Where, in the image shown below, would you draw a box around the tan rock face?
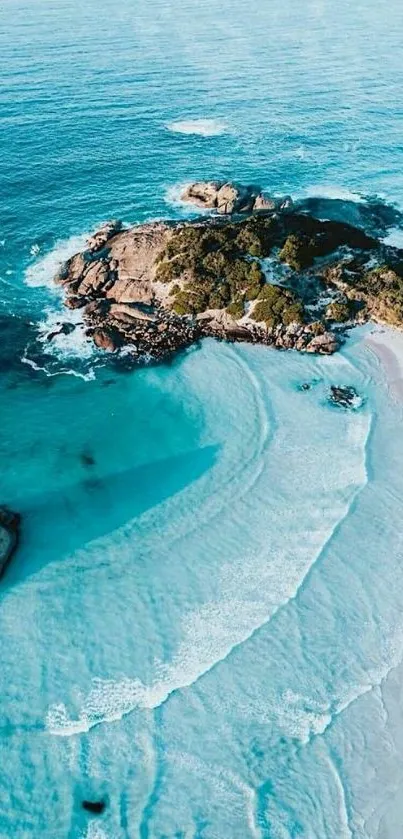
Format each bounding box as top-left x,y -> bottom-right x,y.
87,220 -> 122,253
77,262 -> 109,296
215,183 -> 242,214
253,194 -> 277,212
305,332 -> 339,354
180,181 -> 294,216
92,328 -> 121,351
59,253 -> 86,284
181,181 -> 222,208
106,277 -> 154,305
109,303 -> 156,322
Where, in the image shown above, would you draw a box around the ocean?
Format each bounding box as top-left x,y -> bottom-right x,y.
1,0 -> 403,836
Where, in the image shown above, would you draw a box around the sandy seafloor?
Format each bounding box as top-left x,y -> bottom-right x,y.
2,0 -> 403,835
2,316 -> 403,838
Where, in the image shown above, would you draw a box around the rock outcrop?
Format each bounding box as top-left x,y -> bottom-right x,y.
82,801 -> 106,815
329,385 -> 362,409
181,181 -> 293,215
51,185 -> 403,364
0,506 -> 20,578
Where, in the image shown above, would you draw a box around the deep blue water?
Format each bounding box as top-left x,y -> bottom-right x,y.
2,1 -> 403,836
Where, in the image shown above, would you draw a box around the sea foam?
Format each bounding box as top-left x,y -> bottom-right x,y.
166,118 -> 228,136
24,233 -> 89,289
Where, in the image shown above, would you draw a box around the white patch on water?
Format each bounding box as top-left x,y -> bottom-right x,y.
37,306 -> 96,360
166,118 -> 228,136
382,227 -> 403,247
81,824 -> 109,839
296,185 -> 365,203
24,232 -> 89,288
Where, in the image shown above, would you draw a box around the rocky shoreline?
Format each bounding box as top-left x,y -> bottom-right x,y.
52,182 -> 403,363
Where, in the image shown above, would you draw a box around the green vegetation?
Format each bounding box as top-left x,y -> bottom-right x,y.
326,301 -> 351,322
251,284 -> 305,328
351,265 -> 403,326
226,298 -> 245,319
154,220 -> 279,315
279,234 -> 316,272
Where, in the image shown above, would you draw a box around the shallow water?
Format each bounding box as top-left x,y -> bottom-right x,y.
2,0 -> 403,836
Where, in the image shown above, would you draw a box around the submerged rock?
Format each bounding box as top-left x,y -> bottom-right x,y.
82,800 -> 106,815
0,506 -> 20,578
329,385 -> 362,409
45,322 -> 76,341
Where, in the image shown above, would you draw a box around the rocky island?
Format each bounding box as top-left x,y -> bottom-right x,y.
53,181 -> 403,362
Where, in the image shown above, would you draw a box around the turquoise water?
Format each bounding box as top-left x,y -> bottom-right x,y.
2,0 -> 403,836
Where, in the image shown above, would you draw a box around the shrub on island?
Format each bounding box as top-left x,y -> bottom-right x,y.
251,284 -> 305,328
226,298 -> 245,319
326,301 -> 352,322
158,222 -> 269,316
278,234 -> 315,272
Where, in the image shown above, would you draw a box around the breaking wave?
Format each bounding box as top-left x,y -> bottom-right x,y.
166,118 -> 228,136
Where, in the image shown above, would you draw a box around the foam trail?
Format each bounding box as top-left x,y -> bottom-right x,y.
166,118 -> 228,136
21,352 -> 95,381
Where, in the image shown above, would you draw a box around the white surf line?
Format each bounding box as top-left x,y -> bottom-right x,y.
325,752 -> 353,839
47,473 -> 371,735
46,481 -> 369,739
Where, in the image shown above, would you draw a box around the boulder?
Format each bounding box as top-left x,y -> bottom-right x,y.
56,253 -> 86,286
93,328 -> 122,352
109,303 -> 157,322
77,262 -> 109,296
0,507 -> 20,578
181,182 -> 294,215
216,183 -> 256,214
46,322 -> 76,341
65,296 -> 86,309
87,221 -> 122,253
181,181 -> 222,209
253,194 -> 277,212
305,331 -> 339,354
106,277 -> 154,305
278,195 -> 294,212
329,385 -> 361,408
82,800 -> 106,815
